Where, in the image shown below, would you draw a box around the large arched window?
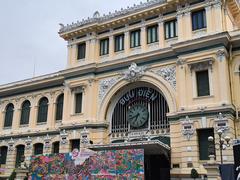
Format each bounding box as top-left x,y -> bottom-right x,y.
55,94 -> 64,121
0,146 -> 8,164
34,143 -> 43,155
37,97 -> 48,123
15,145 -> 25,167
20,100 -> 31,125
111,87 -> 169,133
4,103 -> 14,127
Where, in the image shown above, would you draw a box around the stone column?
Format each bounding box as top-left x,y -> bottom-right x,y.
12,102 -> 21,130
177,10 -> 184,42
124,28 -> 130,56
158,15 -> 165,48
216,50 -> 231,105
6,144 -> 16,176
140,22 -> 147,51
213,1 -> 223,32
15,168 -> 29,180
66,45 -> 74,68
205,4 -> 213,34
47,94 -> 55,129
109,31 -> 114,58
184,9 -> 192,40
62,85 -> 70,123
176,58 -> 187,108
0,109 -> 5,130
85,35 -> 91,61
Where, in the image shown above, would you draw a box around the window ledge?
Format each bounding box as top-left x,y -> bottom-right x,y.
114,50 -> 124,55
165,37 -> 178,46
71,113 -> 83,117
19,124 -> 29,128
37,122 -> 47,125
77,58 -> 85,62
193,95 -> 214,100
3,127 -> 11,130
192,28 -> 207,38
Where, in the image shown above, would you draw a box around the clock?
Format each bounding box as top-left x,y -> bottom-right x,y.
127,104 -> 149,128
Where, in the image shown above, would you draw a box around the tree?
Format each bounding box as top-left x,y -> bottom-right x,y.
191,168 -> 199,179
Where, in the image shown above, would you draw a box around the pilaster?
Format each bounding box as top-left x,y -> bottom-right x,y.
158,16 -> 165,48
124,27 -> 130,56
177,8 -> 184,42
205,4 -> 213,34
141,21 -> 147,51
184,9 -> 192,40
212,0 -> 223,32
216,50 -> 231,105
109,32 -> 114,58
12,108 -> 20,130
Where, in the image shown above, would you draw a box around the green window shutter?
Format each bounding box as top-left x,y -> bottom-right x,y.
52,141 -> 60,154
37,97 -> 48,123
0,146 -> 8,164
4,104 -> 14,127
77,43 -> 86,59
197,128 -> 215,160
15,145 -> 25,167
34,143 -> 43,155
71,139 -> 80,151
196,70 -> 210,97
75,92 -> 83,113
20,101 -> 31,125
56,94 -> 64,120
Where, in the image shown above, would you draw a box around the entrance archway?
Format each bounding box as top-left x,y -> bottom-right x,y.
99,81 -> 172,180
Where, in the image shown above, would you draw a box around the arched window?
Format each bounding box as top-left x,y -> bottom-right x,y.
37,97 -> 48,123
4,103 -> 14,127
55,94 -> 64,121
34,143 -> 43,155
0,146 -> 8,164
15,145 -> 25,167
20,100 -> 31,125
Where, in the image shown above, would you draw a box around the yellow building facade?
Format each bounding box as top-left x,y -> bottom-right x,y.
0,0 -> 240,179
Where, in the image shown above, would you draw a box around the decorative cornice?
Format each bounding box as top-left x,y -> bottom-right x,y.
59,0 -> 166,34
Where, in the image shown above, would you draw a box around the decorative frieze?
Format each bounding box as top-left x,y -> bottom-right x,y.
214,113 -> 229,132
152,66 -> 176,90
188,59 -> 214,74
8,138 -> 15,151
25,136 -> 32,150
216,50 -> 226,61
181,116 -> 195,140
60,129 -> 68,144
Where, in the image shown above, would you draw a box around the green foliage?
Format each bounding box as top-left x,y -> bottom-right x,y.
191,168 -> 199,179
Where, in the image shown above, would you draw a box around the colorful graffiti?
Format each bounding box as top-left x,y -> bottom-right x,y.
30,149 -> 144,180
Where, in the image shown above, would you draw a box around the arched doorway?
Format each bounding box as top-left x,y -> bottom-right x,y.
107,83 -> 171,180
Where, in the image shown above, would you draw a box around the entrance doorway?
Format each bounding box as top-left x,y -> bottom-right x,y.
145,154 -> 170,180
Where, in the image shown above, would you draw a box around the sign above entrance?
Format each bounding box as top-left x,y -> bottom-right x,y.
119,87 -> 158,105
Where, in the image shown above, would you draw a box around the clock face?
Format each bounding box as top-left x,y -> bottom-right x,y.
127,104 -> 149,128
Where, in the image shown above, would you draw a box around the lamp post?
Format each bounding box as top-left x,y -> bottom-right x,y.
208,129 -> 231,164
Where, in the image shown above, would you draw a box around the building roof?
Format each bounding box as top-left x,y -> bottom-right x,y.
58,0 -> 166,34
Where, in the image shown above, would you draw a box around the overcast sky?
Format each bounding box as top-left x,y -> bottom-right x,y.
0,0 -> 143,85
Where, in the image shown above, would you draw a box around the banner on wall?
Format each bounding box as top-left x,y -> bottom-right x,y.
29,148 -> 144,180
234,139 -> 240,180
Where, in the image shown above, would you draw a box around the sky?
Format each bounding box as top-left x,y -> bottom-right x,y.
0,0 -> 142,85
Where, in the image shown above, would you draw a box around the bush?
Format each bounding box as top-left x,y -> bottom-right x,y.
9,169 -> 16,180
191,168 -> 199,179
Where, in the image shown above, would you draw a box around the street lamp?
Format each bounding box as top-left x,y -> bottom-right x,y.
208,129 -> 231,164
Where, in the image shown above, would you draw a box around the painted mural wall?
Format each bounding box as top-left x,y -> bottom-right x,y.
29,149 -> 144,180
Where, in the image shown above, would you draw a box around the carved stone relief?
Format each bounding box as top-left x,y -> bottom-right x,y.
152,66 -> 176,90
